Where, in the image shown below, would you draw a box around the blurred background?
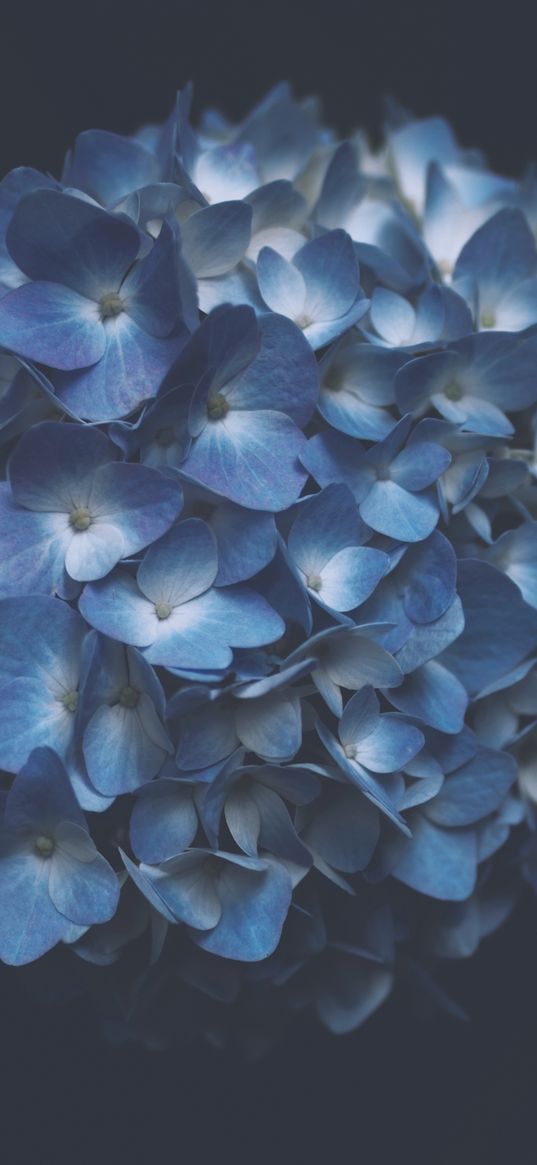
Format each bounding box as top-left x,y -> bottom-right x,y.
3,0 -> 537,178
2,1 -> 537,1161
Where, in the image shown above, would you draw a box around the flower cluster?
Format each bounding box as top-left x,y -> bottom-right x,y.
0,84 -> 536,1049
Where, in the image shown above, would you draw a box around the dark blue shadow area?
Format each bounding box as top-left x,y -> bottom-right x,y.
1,0 -> 536,178
1,893 -> 536,1165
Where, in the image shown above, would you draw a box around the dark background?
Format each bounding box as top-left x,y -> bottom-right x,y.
2,1 -> 537,1161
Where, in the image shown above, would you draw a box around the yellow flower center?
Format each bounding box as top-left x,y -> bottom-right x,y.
99,292 -> 125,321
69,508 -> 92,531
35,835 -> 55,858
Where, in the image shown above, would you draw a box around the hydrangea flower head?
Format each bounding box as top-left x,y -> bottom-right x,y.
0,85 -> 535,1048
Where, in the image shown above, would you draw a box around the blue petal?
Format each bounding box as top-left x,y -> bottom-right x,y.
486,522 -> 537,608
389,116 -> 459,211
79,572 -> 161,649
130,780 -> 199,863
210,502 -> 277,586
392,813 -> 477,900
318,342 -> 402,441
163,304 -> 260,399
316,718 -> 410,832
389,442 -> 451,492
223,310 -> 319,427
399,531 -> 457,623
300,430 -> 367,498
453,208 -> 537,300
426,747 -> 517,826
339,686 -> 380,746
9,419 -> 114,509
359,480 -> 440,541
385,660 -> 468,733
121,220 -> 182,337
83,695 -> 171,795
51,315 -> 188,421
317,957 -> 393,1035
254,763 -> 321,804
235,83 -> 318,181
142,585 -> 284,670
141,851 -> 222,929
0,491 -> 71,597
235,690 -> 302,761
0,281 -> 105,369
294,230 -> 361,321
454,332 -> 537,412
0,678 -> 77,771
6,747 -> 86,831
64,460 -> 183,581
223,787 -> 261,856
256,538 -> 313,635
301,785 -> 379,873
315,546 -> 389,612
48,824 -> 119,925
175,704 -> 238,770
194,142 -> 259,201
181,202 -> 252,278
137,519 -> 217,606
6,188 -> 141,298
442,560 -> 537,695
257,246 -> 307,317
0,842 -> 67,965
253,784 -> 312,865
246,179 -> 307,235
182,408 -> 308,511
395,350 -> 461,415
355,715 -> 425,773
302,297 -> 369,351
370,287 -> 416,345
395,596 -> 465,673
109,385 -> 191,470
120,850 -> 178,923
62,128 -> 161,207
287,626 -> 403,709
191,854 -> 293,962
0,593 -> 86,686
287,483 -> 367,575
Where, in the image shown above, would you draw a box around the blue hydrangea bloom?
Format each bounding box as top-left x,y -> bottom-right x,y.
0,190 -> 189,420
301,415 -> 451,541
161,303 -> 319,511
0,87 -> 535,1047
79,518 -> 285,669
317,337 -> 404,440
255,229 -> 369,349
286,484 -> 389,613
0,420 -> 183,596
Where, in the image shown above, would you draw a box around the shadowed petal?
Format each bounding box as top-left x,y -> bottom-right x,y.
191,855 -> 293,961
393,814 -> 477,900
